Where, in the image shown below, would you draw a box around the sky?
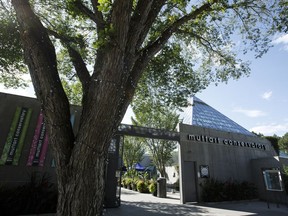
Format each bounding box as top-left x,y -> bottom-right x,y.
197,33 -> 288,137
1,34 -> 287,137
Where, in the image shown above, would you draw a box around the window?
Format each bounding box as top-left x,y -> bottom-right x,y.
263,169 -> 283,191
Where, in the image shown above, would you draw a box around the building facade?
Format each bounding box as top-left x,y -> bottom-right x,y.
179,97 -> 288,204
0,92 -> 122,207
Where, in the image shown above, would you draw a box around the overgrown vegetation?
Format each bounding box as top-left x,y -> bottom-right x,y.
282,165 -> 288,194
0,172 -> 57,216
200,178 -> 258,202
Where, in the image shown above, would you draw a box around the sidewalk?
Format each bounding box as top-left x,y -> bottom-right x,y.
104,188 -> 288,216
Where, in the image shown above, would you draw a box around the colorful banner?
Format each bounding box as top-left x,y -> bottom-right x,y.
28,113 -> 76,167
27,112 -> 49,166
0,107 -> 32,165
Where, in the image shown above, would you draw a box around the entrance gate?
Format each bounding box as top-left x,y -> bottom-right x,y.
106,124 -> 181,207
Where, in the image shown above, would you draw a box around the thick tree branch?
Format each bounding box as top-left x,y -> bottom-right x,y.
142,0 -> 217,59
126,0 -> 154,55
124,0 -> 166,79
66,47 -> 91,90
119,0 -> 220,120
111,0 -> 133,50
11,0 -> 74,166
74,0 -> 105,31
91,0 -> 105,28
135,0 -> 167,50
47,29 -> 91,93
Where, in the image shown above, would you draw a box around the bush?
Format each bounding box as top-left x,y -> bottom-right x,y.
125,178 -> 133,190
200,178 -> 257,202
131,179 -> 138,191
121,178 -> 127,188
0,172 -> 57,215
148,181 -> 157,196
136,180 -> 149,193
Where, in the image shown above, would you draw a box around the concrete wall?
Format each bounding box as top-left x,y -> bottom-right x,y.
179,123 -> 282,203
251,157 -> 287,204
0,92 -> 81,186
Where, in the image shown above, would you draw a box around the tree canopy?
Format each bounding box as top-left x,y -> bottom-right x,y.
1,0 -> 287,106
279,133 -> 288,153
123,136 -> 146,170
1,1 -> 287,215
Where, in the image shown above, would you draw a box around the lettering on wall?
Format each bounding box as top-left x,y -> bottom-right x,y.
187,134 -> 266,150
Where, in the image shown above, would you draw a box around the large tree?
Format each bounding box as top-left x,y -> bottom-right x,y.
1,0 -> 287,215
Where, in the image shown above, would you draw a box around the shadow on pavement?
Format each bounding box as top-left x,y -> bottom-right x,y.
105,188 -> 288,216
105,200 -> 209,216
196,201 -> 288,216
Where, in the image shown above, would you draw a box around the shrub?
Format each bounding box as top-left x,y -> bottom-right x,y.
148,181 -> 157,196
200,178 -> 257,202
125,178 -> 133,190
131,179 -> 138,191
0,171 -> 57,215
121,178 -> 127,188
200,178 -> 224,202
136,180 -> 149,193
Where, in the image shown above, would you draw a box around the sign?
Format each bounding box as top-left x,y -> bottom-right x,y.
0,107 -> 32,165
187,134 -> 266,150
200,165 -> 209,178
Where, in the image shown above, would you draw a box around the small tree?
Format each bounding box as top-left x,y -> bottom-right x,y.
132,99 -> 179,178
123,136 -> 146,170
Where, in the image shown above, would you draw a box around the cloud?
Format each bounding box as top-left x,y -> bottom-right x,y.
250,123 -> 288,136
272,34 -> 288,51
233,108 -> 267,118
261,91 -> 272,100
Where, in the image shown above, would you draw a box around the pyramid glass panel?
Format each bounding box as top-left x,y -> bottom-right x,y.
191,97 -> 255,136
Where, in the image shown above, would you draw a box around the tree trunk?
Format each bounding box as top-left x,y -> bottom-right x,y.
57,151 -> 107,216
11,1 -> 142,215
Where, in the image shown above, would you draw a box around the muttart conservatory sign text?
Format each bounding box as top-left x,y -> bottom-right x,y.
187,134 -> 266,150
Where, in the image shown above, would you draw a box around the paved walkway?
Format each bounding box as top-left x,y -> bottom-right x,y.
104,188 -> 288,216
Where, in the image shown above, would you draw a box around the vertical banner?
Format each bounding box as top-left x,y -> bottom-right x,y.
27,112 -> 49,166
28,113 -> 76,167
0,107 -> 32,165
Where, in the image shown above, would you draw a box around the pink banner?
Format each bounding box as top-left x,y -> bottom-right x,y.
27,112 -> 49,166
39,131 -> 49,167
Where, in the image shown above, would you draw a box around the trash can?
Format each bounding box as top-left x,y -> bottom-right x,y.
157,177 -> 166,198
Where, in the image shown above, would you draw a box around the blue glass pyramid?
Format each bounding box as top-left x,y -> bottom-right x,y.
191,97 -> 255,136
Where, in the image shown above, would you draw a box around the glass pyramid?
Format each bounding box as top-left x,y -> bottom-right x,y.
190,96 -> 255,136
